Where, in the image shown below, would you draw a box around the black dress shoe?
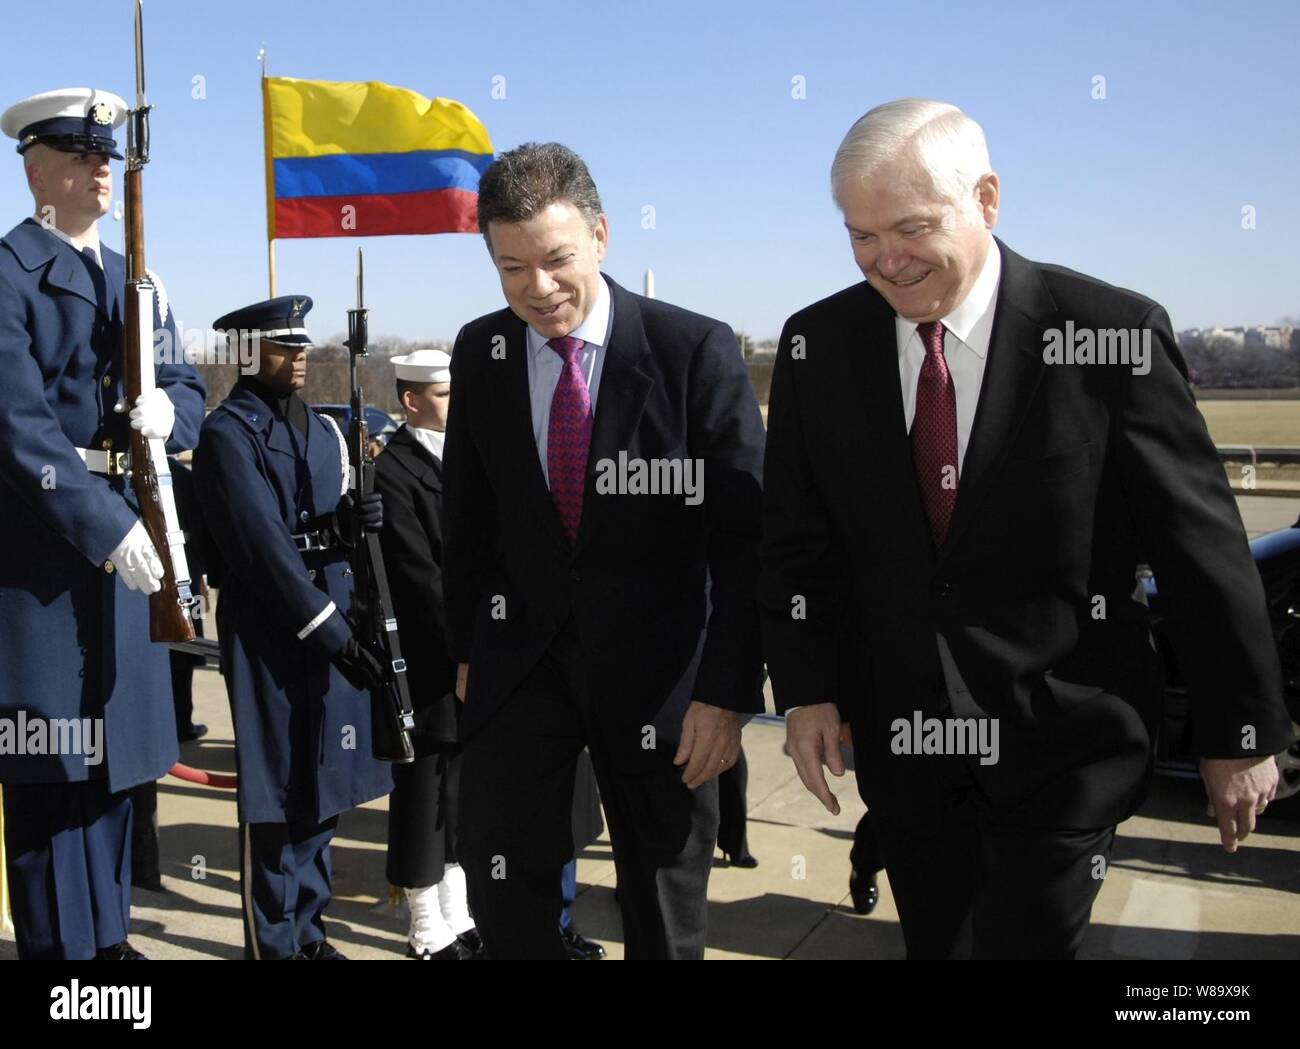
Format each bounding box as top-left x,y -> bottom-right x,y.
178,723 -> 209,742
408,939 -> 472,960
131,875 -> 166,892
300,939 -> 348,960
95,941 -> 147,960
560,926 -> 606,960
724,850 -> 759,868
456,927 -> 486,959
849,870 -> 879,916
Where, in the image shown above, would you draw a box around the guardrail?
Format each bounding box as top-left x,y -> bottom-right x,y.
1217,446 -> 1300,465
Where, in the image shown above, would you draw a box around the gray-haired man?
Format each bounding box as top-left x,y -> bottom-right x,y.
761,98 -> 1291,959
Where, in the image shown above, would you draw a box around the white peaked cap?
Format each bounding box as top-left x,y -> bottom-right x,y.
393,349 -> 452,384
2,88 -> 128,140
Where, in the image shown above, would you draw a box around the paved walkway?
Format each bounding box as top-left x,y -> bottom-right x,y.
2,495 -> 1296,960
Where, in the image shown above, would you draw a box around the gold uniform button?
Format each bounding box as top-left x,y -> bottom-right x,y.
103,560 -> 115,574
101,438 -> 113,450
102,375 -> 112,387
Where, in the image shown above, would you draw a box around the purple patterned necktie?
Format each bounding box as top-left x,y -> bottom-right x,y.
546,336 -> 592,545
911,320 -> 959,546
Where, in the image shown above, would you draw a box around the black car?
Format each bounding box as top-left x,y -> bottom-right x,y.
1146,514 -> 1300,816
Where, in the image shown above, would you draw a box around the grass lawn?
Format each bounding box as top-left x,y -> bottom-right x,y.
1197,401 -> 1300,448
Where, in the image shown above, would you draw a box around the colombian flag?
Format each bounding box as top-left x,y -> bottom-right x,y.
263,77 -> 494,240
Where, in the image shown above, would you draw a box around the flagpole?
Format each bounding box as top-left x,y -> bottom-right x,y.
259,47 -> 277,296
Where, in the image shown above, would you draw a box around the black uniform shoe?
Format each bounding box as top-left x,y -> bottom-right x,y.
95,941 -> 147,960
456,927 -> 486,959
849,870 -> 879,916
724,850 -> 759,868
561,927 -> 607,960
177,723 -> 209,742
300,939 -> 348,960
408,939 -> 473,960
131,874 -> 166,892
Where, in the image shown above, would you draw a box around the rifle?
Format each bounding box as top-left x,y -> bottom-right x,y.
345,248 -> 416,763
122,0 -> 197,643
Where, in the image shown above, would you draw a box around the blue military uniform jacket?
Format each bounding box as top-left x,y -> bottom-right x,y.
0,217 -> 206,792
192,381 -> 393,824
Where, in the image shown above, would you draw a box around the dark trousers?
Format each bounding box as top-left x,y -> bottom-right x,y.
850,810 -> 883,877
716,747 -> 750,859
459,627 -> 719,960
559,858 -> 577,931
170,649 -> 201,736
862,748 -> 1114,960
2,779 -> 133,960
387,747 -> 461,888
238,816 -> 338,960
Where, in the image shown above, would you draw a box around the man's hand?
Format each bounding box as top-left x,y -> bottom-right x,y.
331,637 -> 386,692
1201,755 -> 1279,853
455,662 -> 469,702
109,520 -> 164,594
786,703 -> 845,815
673,702 -> 742,789
119,387 -> 175,441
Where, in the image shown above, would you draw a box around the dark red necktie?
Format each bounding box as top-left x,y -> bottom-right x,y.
546,336 -> 592,545
911,320 -> 959,546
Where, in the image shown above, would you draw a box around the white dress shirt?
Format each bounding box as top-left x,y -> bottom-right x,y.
895,238 -> 1001,471
525,277 -> 613,488
40,218 -> 103,268
407,423 -> 445,463
788,239 -> 1002,718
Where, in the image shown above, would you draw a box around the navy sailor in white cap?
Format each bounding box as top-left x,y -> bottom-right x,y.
0,88 -> 206,960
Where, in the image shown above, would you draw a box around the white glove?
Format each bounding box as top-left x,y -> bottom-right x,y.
120,387 -> 175,440
110,520 -> 164,594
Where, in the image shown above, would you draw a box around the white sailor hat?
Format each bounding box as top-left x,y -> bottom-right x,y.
393,349 -> 452,384
1,88 -> 129,159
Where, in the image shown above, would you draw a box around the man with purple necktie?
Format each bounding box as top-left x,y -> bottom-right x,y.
443,142 -> 766,959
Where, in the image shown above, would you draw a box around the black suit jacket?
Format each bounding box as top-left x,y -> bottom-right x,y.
443,275 -> 766,747
761,239 -> 1292,829
375,424 -> 458,747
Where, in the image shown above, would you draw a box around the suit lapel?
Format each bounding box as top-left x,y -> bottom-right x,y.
6,218 -> 106,314
941,241 -> 1055,556
838,287 -> 937,567
389,426 -> 442,491
575,279 -> 653,555
496,313 -> 571,553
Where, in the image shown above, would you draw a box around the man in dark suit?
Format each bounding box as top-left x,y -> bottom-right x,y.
0,88 -> 206,960
761,99 -> 1292,959
443,142 -> 766,959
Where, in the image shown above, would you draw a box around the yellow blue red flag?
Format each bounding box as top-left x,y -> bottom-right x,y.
262,77 -> 494,240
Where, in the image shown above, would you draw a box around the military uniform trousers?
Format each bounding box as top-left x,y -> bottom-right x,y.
238,816 -> 339,960
2,779 -> 133,959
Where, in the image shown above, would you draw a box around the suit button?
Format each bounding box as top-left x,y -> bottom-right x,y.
307,569 -> 317,581
299,510 -> 310,522
102,374 -> 112,388
103,560 -> 115,574
101,437 -> 113,450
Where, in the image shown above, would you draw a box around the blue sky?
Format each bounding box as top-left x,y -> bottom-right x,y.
2,0 -> 1297,341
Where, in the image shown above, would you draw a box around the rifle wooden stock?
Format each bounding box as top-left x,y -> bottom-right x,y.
122,167 -> 195,644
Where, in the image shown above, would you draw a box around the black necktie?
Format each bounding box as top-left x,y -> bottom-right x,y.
80,246 -> 108,315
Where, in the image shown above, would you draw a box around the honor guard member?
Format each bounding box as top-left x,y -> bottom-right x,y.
0,88 -> 206,960
375,350 -> 477,959
192,296 -> 393,961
